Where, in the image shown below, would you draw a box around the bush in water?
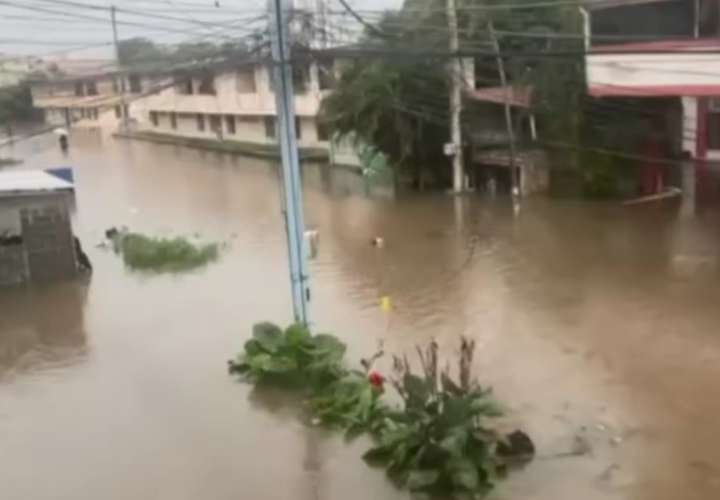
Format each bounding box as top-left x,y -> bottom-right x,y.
111,231 -> 218,272
229,323 -> 535,498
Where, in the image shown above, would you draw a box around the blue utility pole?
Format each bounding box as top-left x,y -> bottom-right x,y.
269,0 -> 311,325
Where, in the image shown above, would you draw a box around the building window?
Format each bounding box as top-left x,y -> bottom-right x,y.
318,60 -> 335,90
225,115 -> 236,134
198,73 -> 216,95
86,81 -> 98,96
114,105 -> 122,118
197,113 -> 206,131
292,64 -> 308,94
236,68 -> 256,93
295,117 -> 302,139
708,98 -> 720,150
170,112 -> 177,130
91,108 -> 99,120
74,82 -> 84,97
79,108 -> 86,119
264,116 -> 276,139
150,111 -> 159,127
316,119 -> 330,141
112,78 -> 119,93
209,114 -> 221,132
129,74 -> 142,93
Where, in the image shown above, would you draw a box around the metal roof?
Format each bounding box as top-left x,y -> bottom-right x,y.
0,171 -> 74,196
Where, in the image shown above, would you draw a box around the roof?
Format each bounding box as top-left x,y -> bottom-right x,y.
466,86 -> 532,108
0,171 -> 74,196
589,84 -> 720,97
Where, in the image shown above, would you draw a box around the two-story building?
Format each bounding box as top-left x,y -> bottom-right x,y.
130,57 -> 336,157
584,0 -> 720,193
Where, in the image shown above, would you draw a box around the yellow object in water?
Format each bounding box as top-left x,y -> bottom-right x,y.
380,296 -> 392,312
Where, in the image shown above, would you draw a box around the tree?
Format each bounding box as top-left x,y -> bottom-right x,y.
321,0 -> 584,189
117,37 -> 167,66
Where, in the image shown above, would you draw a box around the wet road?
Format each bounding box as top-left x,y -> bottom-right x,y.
1,132 -> 720,500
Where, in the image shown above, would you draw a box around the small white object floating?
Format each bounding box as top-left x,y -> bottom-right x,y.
371,237 -> 384,248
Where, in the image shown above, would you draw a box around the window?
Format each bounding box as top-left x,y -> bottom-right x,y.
318,60 -> 335,90
236,68 -> 256,93
150,111 -> 159,127
209,115 -> 222,132
197,113 -> 206,131
292,64 -> 308,94
198,73 -> 216,95
114,105 -> 122,118
129,74 -> 142,93
91,108 -> 99,120
170,112 -> 177,130
225,115 -> 236,134
86,81 -> 98,96
79,108 -> 86,119
295,117 -> 302,140
74,82 -> 84,97
264,116 -> 276,139
316,119 -> 330,141
112,78 -> 119,93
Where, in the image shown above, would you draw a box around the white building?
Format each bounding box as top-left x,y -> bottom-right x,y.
132,58 -> 336,155
584,0 -> 720,168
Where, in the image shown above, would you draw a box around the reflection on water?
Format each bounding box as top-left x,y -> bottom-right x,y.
0,133 -> 719,500
0,282 -> 87,380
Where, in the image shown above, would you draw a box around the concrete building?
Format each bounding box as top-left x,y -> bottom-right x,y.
583,0 -> 720,178
0,171 -> 77,286
30,66 -> 162,131
131,58 -> 336,155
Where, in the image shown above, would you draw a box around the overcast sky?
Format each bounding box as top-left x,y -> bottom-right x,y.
0,0 -> 403,59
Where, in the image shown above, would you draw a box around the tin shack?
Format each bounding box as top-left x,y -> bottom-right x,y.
0,171 -> 77,286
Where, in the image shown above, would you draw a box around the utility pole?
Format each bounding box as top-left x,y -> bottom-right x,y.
446,0 -> 465,193
110,5 -> 128,129
488,21 -> 519,198
269,0 -> 311,325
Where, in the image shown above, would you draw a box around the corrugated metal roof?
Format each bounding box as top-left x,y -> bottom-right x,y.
586,0 -> 677,10
0,171 -> 73,195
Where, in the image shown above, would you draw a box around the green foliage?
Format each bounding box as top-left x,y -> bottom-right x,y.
113,232 -> 219,272
117,37 -> 251,69
229,323 -> 346,386
362,343 -> 509,496
310,371 -> 387,438
0,83 -> 40,129
229,327 -> 532,498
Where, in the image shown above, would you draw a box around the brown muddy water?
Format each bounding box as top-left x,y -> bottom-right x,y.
1,132 -> 720,500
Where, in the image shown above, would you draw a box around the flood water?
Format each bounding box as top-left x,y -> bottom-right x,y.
1,132 -> 720,500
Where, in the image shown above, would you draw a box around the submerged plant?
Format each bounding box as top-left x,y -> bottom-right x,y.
362,338 -> 520,496
229,322 -> 346,387
229,325 -> 534,498
110,230 -> 219,272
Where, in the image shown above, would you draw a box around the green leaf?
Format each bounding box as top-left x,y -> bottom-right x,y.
449,459 -> 479,491
470,398 -> 504,418
284,323 -> 311,346
243,339 -> 264,356
252,323 -> 283,353
363,445 -> 393,465
406,469 -> 440,490
265,356 -> 298,374
403,374 -> 430,407
439,428 -> 468,458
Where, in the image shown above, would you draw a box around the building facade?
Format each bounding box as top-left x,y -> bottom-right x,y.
132,60 -> 335,152
584,0 -> 720,172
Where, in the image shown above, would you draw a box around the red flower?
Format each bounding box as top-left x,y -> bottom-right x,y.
368,371 -> 385,389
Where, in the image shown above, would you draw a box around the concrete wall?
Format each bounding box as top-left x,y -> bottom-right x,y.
0,193 -> 76,286
587,52 -> 720,93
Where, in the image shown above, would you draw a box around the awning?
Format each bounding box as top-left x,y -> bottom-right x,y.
466,86 -> 532,108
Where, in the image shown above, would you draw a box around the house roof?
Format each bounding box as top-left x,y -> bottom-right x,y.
0,171 -> 73,197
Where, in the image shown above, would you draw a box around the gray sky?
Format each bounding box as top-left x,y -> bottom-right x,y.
0,0 -> 402,59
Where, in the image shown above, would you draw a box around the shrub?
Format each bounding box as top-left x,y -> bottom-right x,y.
112,231 -> 218,272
